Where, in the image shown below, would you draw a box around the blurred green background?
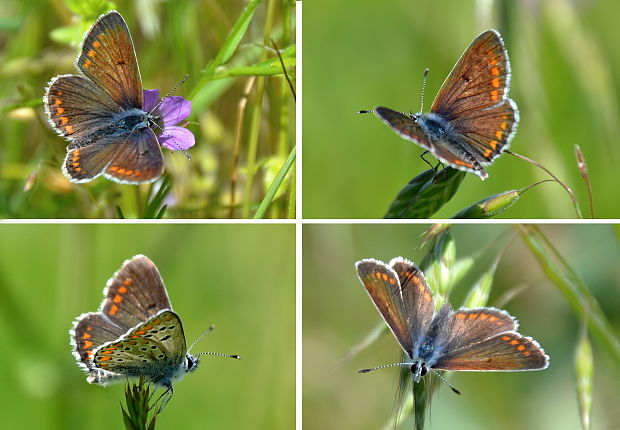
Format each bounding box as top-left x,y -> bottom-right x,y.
0,223 -> 294,429
303,224 -> 620,429
303,0 -> 620,218
0,0 -> 295,218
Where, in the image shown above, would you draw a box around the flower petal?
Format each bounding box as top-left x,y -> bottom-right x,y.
159,126 -> 195,151
142,89 -> 160,111
158,96 -> 192,126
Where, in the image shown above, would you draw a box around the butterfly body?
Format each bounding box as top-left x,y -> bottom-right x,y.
44,11 -> 164,184
356,257 -> 548,384
364,30 -> 518,180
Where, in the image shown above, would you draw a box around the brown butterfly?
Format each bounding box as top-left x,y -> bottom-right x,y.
360,30 -> 518,180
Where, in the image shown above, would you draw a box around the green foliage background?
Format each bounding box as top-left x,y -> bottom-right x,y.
303,224 -> 620,429
1,0 -> 295,219
303,0 -> 620,218
0,223 -> 295,429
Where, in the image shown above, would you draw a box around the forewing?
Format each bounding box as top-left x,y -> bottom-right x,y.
104,128 -> 164,184
433,331 -> 548,371
431,30 -> 512,121
78,11 -> 142,109
93,310 -> 187,375
388,257 -> 435,352
372,107 -> 432,151
356,259 -> 413,356
45,74 -> 120,142
100,255 -> 172,331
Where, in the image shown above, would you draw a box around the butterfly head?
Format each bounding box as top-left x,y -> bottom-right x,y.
411,361 -> 429,383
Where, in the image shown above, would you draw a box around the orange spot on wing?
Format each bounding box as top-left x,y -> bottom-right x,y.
501,336 -> 511,341
54,99 -> 62,105
480,313 -> 489,320
468,313 -> 478,320
74,167 -> 82,172
491,90 -> 499,101
491,67 -> 500,76
60,117 -> 68,125
93,41 -> 101,48
72,162 -> 80,167
143,325 -> 153,330
456,313 -> 466,320
388,277 -> 395,285
83,340 -> 93,349
87,50 -> 96,58
510,340 -> 519,345
489,316 -> 497,322
117,168 -> 126,175
495,131 -> 503,140
490,58 -> 498,66
108,304 -> 118,316
56,107 -> 65,115
99,356 -> 111,362
517,345 -> 526,351
489,140 -> 498,149
65,125 -> 74,133
82,332 -> 91,339
381,273 -> 388,281
500,122 -> 508,130
109,166 -> 118,172
134,330 -> 146,335
118,286 -> 128,293
454,160 -> 473,167
113,294 -> 123,303
163,314 -> 173,321
492,78 -> 500,88
124,279 -> 133,286
423,292 -> 431,302
83,59 -> 92,68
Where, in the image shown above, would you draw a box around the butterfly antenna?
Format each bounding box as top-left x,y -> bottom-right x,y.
187,324 -> 215,353
147,74 -> 192,159
358,362 -> 411,373
420,68 -> 429,113
188,325 -> 241,359
149,74 -> 190,114
195,351 -> 241,360
429,369 -> 461,395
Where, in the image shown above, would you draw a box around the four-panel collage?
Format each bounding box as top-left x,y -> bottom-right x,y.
1,1 -> 620,429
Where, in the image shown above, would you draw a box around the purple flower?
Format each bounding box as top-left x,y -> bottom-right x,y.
143,89 -> 195,151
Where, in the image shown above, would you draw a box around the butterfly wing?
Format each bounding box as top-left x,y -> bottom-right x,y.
77,11 -> 142,110
388,258 -> 435,355
45,74 -> 121,143
100,255 -> 173,330
429,307 -> 548,371
92,310 -> 188,383
371,107 -> 432,152
431,30 -> 518,164
103,128 -> 164,184
71,312 -> 128,372
432,331 -> 548,371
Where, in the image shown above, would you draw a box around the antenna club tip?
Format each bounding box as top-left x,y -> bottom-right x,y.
232,355 -> 241,360
358,369 -> 371,373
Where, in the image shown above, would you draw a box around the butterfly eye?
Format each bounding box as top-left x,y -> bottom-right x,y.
420,365 -> 428,377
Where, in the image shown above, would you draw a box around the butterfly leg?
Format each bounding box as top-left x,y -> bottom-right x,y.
419,151 -> 436,171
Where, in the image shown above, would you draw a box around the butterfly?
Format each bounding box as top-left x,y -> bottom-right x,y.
359,30 -> 518,180
70,255 -> 239,409
355,257 -> 548,390
44,11 -> 164,184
